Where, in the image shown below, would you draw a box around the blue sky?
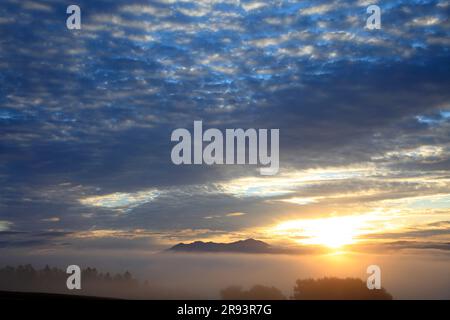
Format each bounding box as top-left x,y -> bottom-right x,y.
0,0 -> 449,254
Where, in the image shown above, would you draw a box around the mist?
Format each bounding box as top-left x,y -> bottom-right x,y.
1,249 -> 449,299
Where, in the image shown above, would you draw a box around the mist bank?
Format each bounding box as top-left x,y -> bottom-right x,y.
1,249 -> 449,299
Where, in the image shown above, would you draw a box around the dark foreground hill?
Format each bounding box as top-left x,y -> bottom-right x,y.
0,290 -> 112,300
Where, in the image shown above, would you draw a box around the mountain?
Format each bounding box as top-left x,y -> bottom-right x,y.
168,238 -> 275,254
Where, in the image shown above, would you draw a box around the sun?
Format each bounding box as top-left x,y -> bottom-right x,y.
272,215 -> 370,249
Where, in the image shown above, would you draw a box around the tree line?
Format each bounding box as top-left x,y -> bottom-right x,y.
0,265 -> 393,299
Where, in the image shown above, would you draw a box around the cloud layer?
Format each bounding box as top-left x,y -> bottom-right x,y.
0,0 -> 449,253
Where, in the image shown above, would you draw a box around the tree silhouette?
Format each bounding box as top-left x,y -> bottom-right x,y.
0,265 -> 141,298
221,285 -> 286,300
292,277 -> 393,300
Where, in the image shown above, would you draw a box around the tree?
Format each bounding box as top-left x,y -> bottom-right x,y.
292,277 -> 393,300
221,285 -> 286,300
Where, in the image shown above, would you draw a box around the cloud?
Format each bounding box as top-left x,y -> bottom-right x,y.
365,220 -> 450,240
79,189 -> 160,212
0,0 -> 449,254
226,212 -> 247,217
41,217 -> 60,222
216,166 -> 376,198
408,16 -> 442,27
300,4 -> 336,16
22,1 -> 53,12
0,221 -> 12,232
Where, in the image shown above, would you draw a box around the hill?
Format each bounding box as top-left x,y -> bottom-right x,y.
168,238 -> 276,253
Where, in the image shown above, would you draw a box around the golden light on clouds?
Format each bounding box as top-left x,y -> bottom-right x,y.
79,189 -> 159,211
73,162 -> 450,251
270,215 -> 375,249
262,209 -> 418,250
226,212 -> 247,217
216,165 -> 376,198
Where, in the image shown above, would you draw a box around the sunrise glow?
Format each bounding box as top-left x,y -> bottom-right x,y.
272,215 -> 375,249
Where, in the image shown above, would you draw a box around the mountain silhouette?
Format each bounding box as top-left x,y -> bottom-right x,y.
168,238 -> 275,253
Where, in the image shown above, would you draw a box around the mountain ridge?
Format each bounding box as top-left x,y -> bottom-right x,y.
168,238 -> 276,254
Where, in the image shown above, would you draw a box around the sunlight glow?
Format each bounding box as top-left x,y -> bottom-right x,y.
272,215 -> 374,249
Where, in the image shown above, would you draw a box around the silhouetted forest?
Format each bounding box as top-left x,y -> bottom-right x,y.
220,278 -> 392,300
221,285 -> 286,300
220,277 -> 392,300
0,265 -> 393,299
0,265 -> 165,299
292,277 -> 393,300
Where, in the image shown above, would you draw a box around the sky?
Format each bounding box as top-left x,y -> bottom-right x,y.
0,0 -> 450,260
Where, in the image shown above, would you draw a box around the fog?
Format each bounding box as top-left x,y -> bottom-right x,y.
1,250 -> 449,299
